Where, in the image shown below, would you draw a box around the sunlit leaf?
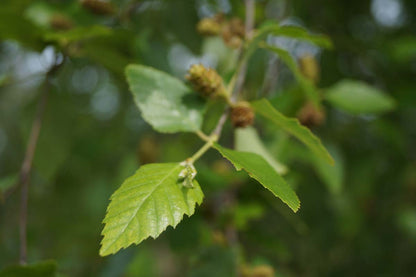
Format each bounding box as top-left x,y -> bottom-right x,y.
126,64 -> 205,133
100,163 -> 204,256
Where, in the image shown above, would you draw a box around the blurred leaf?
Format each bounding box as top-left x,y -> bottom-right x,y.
213,144 -> 300,212
243,23 -> 332,69
310,144 -> 344,194
83,30 -> 135,75
325,79 -> 396,114
0,11 -> 44,50
233,202 -> 265,230
100,163 -> 204,256
125,64 -> 206,133
44,25 -> 111,45
25,2 -> 55,28
0,260 -> 57,277
0,174 -> 17,198
389,36 -> 416,63
125,247 -> 157,277
252,99 -> 334,165
0,74 -> 10,87
397,208 -> 416,239
263,44 -> 321,107
268,24 -> 333,48
189,246 -> 236,277
235,126 -> 288,175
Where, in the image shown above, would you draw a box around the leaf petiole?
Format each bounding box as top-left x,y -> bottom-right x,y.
187,134 -> 218,164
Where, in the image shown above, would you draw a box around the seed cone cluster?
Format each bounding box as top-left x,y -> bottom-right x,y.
80,0 -> 115,15
221,18 -> 245,48
231,101 -> 255,128
197,15 -> 245,49
50,14 -> 73,31
197,14 -> 224,36
241,264 -> 275,277
186,64 -> 225,98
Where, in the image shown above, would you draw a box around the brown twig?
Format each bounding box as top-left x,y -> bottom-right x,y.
214,0 -> 256,136
211,107 -> 229,137
18,57 -> 62,265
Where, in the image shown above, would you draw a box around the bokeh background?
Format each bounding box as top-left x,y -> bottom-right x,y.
0,0 -> 415,276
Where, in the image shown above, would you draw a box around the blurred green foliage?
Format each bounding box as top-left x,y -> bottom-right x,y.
0,0 -> 415,276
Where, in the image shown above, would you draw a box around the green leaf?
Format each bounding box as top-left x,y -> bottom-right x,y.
311,145 -> 344,194
262,45 -> 321,107
0,174 -> 17,199
0,260 -> 57,277
245,23 -> 332,60
0,11 -> 44,50
43,25 -> 112,45
125,64 -> 205,133
268,25 -> 333,49
235,126 -> 288,175
252,98 -> 334,165
324,79 -> 396,114
100,163 -> 204,256
213,144 -> 300,212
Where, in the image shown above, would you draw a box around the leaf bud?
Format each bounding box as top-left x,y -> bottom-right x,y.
297,101 -> 326,127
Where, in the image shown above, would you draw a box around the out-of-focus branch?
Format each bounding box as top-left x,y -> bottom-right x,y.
18,57 -> 62,265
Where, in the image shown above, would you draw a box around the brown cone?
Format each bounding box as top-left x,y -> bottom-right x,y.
297,101 -> 326,127
231,102 -> 255,128
80,0 -> 115,15
186,64 -> 225,98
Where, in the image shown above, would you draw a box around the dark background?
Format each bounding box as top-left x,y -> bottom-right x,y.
0,0 -> 415,276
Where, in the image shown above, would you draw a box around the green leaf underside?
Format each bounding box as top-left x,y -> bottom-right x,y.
126,64 -> 205,133
44,25 -> 112,44
242,24 -> 332,73
0,260 -> 57,277
100,163 -> 204,256
213,144 -> 300,212
235,127 -> 288,175
267,25 -> 333,49
252,98 -> 334,165
263,45 -> 321,108
311,144 -> 344,194
325,79 -> 396,114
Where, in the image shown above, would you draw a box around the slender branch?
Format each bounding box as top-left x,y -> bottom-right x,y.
18,57 -> 62,265
244,0 -> 255,40
189,0 -> 256,164
195,130 -> 211,142
188,135 -> 218,164
211,108 -> 229,137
